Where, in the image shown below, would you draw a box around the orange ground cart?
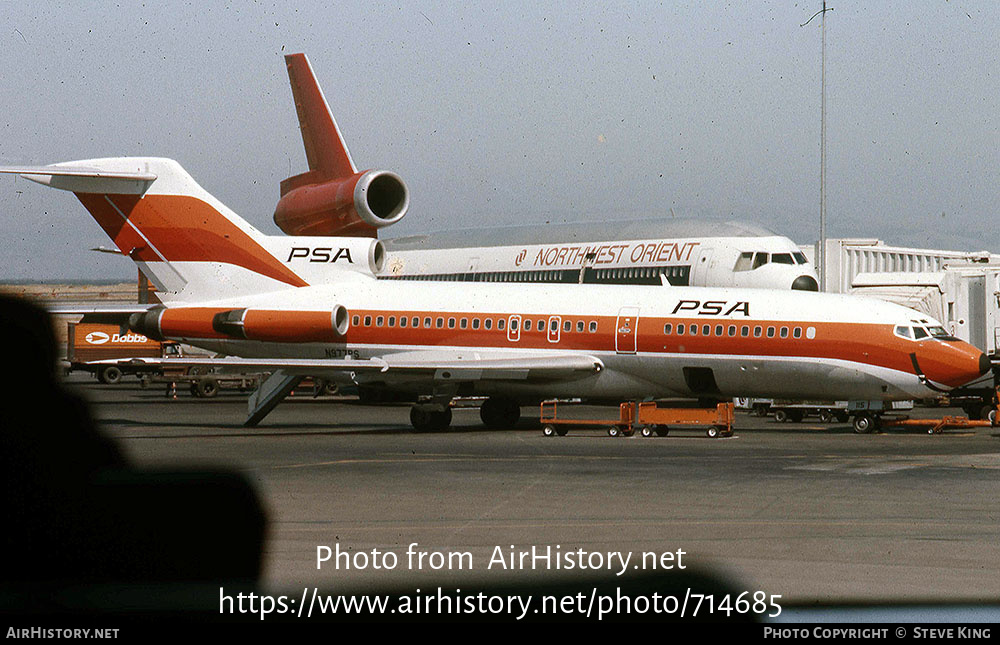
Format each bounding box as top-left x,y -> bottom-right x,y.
540,400 -> 735,438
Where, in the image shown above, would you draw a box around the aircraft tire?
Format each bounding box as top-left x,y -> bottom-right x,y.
852,413 -> 875,434
410,406 -> 433,432
434,407 -> 452,431
480,397 -> 520,429
410,405 -> 451,432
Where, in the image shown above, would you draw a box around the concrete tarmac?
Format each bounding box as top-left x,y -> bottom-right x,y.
69,377 -> 1000,605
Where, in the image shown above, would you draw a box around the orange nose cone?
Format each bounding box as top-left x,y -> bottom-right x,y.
936,349 -> 992,388
916,343 -> 992,390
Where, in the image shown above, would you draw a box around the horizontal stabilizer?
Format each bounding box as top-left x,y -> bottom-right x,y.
47,304 -> 157,316
0,164 -> 156,194
45,304 -> 158,326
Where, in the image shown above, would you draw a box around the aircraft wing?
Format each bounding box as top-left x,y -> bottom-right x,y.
88,351 -> 604,383
373,350 -> 603,382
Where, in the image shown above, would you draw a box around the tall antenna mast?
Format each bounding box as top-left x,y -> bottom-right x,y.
802,2 -> 833,291
819,0 -> 828,291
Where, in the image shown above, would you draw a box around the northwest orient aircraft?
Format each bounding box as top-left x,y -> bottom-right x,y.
272,53 -> 819,291
0,158 -> 988,433
380,219 -> 819,290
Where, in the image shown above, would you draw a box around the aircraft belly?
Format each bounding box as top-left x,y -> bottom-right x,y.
607,354 -> 924,402
471,368 -> 683,400
706,357 -> 919,401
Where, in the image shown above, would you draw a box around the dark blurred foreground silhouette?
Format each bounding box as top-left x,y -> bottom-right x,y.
0,294 -> 266,586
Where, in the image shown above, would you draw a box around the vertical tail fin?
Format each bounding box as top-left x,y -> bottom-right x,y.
2,158 -> 308,303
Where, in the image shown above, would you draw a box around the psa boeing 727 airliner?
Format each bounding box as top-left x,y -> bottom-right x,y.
1,158 -> 987,433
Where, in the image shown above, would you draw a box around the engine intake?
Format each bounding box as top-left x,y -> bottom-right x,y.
274,169 -> 408,237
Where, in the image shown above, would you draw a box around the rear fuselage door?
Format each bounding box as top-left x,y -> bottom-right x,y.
507,315 -> 521,342
547,316 -> 562,343
615,306 -> 639,354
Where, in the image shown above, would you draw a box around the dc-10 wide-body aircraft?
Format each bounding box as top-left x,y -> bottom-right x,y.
273,53 -> 819,292
0,158 -> 987,432
381,219 -> 819,291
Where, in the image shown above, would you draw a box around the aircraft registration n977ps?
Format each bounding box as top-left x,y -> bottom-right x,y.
1,158 -> 988,431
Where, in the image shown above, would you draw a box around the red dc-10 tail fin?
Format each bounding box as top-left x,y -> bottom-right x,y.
274,53 -> 409,237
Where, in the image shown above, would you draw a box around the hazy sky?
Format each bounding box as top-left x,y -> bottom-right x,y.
2,1 -> 997,281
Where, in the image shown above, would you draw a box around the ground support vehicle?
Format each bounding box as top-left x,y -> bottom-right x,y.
67,321 -> 183,384
138,367 -> 262,398
767,400 -> 850,424
540,400 -> 734,438
881,415 -> 999,434
879,386 -> 1000,434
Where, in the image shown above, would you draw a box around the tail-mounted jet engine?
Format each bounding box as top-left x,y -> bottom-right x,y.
130,306 -> 350,343
273,169 -> 408,237
274,53 -> 409,236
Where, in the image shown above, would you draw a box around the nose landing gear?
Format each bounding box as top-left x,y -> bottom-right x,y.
851,412 -> 881,434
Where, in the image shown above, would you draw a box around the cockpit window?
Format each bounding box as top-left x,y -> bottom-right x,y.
897,324 -> 956,341
736,251 -> 807,271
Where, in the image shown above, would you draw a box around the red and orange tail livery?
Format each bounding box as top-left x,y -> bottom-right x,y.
0,158 -> 385,304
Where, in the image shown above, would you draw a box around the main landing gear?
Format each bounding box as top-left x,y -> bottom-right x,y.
407,396 -> 522,432
479,397 -> 521,429
409,404 -> 452,433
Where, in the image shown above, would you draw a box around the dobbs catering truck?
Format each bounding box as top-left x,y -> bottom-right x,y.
66,321 -> 182,383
